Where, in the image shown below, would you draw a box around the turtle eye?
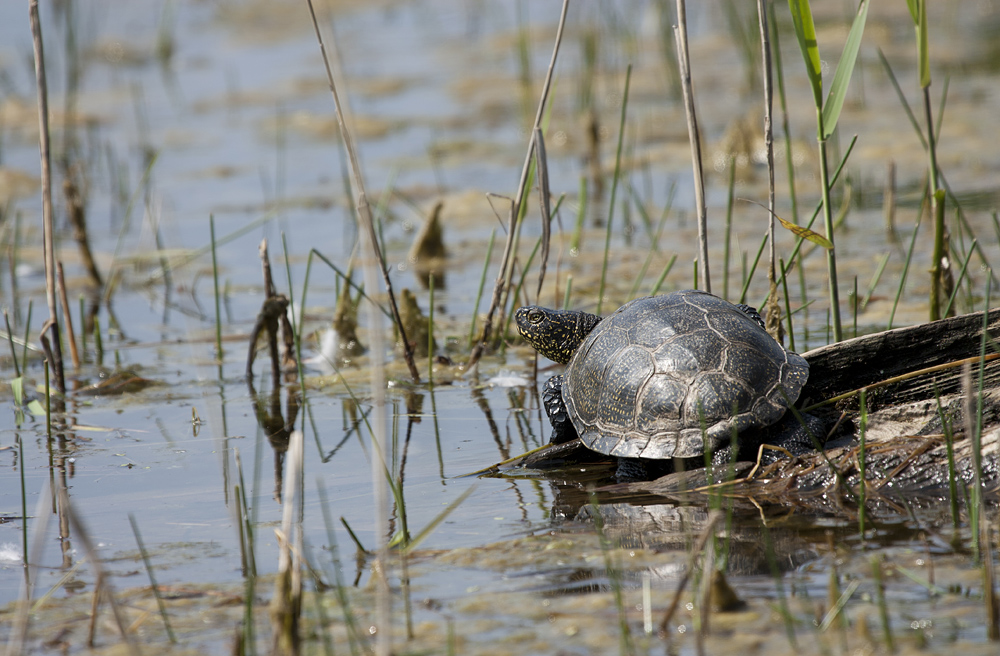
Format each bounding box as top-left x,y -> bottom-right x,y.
527,308 -> 544,324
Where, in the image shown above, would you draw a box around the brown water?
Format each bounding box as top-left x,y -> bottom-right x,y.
1,1 -> 999,653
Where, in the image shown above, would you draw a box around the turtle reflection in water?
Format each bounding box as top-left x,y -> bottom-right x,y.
515,289 -> 824,479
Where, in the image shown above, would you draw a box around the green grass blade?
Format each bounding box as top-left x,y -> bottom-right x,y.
402,486 -> 475,554
787,0 -> 823,109
942,239 -> 976,318
915,0 -> 929,88
821,0 -> 870,139
596,64 -> 632,315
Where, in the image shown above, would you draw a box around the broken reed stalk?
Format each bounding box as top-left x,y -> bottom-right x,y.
466,0 -> 569,370
305,0 -> 419,385
30,0 -> 65,394
270,430 -> 304,656
674,0 -> 710,294
56,262 -> 80,369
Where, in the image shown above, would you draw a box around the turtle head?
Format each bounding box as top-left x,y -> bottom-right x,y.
514,306 -> 602,365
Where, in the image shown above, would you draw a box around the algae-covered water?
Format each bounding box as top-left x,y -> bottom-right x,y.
1,1 -> 999,653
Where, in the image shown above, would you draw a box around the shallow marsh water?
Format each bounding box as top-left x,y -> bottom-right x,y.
1,0 -> 1000,653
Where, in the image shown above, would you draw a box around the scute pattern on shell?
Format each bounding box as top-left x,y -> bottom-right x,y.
563,290 -> 809,459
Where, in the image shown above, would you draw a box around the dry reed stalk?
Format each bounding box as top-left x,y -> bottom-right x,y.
305,0 -> 419,385
270,430 -> 304,655
674,0 -> 710,293
466,0 -> 570,369
30,0 -> 65,394
303,3 -> 394,653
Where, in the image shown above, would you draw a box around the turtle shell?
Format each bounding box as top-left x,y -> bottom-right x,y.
563,290 -> 809,459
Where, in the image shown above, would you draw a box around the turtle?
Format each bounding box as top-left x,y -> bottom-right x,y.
514,289 -> 819,478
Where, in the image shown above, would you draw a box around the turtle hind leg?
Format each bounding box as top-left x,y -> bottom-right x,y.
771,412 -> 829,455
614,457 -> 672,482
714,412 -> 829,466
542,375 -> 577,444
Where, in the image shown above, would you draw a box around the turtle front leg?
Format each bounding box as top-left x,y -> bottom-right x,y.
542,375 -> 577,444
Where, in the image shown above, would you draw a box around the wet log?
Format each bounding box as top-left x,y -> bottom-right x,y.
800,307 -> 1000,408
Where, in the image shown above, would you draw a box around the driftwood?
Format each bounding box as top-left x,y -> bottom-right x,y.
800,307 -> 1000,408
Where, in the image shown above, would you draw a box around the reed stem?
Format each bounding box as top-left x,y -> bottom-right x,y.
673,0 -> 710,294
30,0 -> 65,394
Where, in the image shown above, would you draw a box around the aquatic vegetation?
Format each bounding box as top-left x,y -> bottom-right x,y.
1,0 -> 998,654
